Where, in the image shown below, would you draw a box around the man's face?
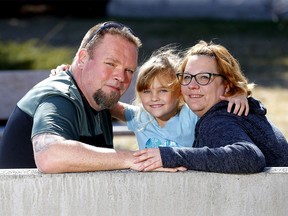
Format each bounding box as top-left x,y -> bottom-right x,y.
79,34 -> 138,110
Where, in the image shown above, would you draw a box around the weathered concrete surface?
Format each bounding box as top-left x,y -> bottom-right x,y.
0,168 -> 287,216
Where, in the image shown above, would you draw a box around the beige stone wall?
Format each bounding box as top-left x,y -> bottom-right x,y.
0,168 -> 287,216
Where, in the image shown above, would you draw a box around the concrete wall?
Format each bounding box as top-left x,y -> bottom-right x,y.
0,167 -> 287,216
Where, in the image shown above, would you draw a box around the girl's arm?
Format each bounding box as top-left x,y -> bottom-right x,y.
109,102 -> 128,122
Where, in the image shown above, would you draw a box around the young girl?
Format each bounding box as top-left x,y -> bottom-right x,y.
110,47 -> 248,149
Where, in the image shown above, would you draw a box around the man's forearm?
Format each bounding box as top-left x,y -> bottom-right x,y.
33,133 -> 134,173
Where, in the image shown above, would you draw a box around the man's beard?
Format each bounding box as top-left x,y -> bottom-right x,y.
93,89 -> 120,109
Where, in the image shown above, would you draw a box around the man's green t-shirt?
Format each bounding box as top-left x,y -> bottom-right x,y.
0,71 -> 113,168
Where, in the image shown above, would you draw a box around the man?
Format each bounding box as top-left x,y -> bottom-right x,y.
0,21 -> 142,173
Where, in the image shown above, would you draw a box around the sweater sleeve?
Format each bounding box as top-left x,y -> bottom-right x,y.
159,116 -> 266,173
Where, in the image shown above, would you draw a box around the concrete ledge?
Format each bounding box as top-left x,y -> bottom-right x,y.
0,168 -> 287,216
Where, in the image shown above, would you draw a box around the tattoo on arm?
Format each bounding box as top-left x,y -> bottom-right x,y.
32,133 -> 64,153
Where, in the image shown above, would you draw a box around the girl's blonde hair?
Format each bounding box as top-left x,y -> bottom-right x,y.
134,45 -> 184,109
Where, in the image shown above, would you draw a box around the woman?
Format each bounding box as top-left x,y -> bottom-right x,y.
133,40 -> 288,174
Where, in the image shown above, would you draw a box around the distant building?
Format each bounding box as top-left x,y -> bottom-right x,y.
107,0 -> 288,21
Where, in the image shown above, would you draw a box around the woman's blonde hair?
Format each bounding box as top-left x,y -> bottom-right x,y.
180,40 -> 254,97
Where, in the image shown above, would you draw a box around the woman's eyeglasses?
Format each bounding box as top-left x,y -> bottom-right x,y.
176,72 -> 225,86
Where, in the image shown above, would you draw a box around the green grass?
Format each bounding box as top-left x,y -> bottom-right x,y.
0,39 -> 74,70
1,18 -> 288,87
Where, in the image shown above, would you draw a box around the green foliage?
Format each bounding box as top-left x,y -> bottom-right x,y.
0,18 -> 287,88
0,39 -> 74,70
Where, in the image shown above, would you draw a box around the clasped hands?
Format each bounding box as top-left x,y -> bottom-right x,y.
130,148 -> 187,173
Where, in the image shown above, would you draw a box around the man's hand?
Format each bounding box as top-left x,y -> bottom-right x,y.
220,94 -> 249,116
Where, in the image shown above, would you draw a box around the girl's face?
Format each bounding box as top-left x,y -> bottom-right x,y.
139,76 -> 180,127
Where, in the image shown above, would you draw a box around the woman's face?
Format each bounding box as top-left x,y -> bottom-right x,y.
181,55 -> 226,117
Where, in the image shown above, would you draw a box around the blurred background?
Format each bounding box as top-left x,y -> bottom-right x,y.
0,0 -> 287,144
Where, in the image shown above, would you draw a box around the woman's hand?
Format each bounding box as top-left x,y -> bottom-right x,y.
131,148 -> 187,172
50,64 -> 70,77
220,94 -> 249,116
133,148 -> 162,171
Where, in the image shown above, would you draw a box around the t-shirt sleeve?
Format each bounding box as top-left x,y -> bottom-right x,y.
32,95 -> 80,140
